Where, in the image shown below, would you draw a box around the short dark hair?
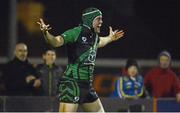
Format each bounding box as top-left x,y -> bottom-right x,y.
42,47 -> 56,54
125,59 -> 139,70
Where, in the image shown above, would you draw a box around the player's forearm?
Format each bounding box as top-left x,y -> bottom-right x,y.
43,31 -> 63,47
98,36 -> 112,48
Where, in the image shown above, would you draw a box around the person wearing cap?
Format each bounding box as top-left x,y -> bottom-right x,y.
111,59 -> 144,99
37,7 -> 124,112
144,51 -> 180,102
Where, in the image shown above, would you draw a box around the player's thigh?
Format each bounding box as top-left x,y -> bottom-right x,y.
58,78 -> 80,103
59,102 -> 78,112
58,78 -> 80,112
81,98 -> 105,112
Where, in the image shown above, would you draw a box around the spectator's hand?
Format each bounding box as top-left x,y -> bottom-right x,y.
108,26 -> 124,42
33,79 -> 41,88
37,18 -> 51,32
176,93 -> 180,102
26,75 -> 36,84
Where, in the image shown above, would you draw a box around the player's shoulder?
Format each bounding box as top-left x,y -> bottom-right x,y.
73,26 -> 82,30
66,26 -> 82,33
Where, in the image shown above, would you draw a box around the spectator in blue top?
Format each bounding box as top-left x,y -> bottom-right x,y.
111,59 -> 144,99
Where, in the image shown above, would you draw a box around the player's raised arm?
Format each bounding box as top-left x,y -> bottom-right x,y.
37,18 -> 64,47
98,26 -> 124,48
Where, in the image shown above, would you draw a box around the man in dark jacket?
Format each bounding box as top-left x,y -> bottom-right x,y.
3,43 -> 41,96
36,48 -> 63,96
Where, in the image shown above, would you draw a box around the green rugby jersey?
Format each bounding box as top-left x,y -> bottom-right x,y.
61,25 -> 99,82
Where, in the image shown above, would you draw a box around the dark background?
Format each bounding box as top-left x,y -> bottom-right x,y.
1,0 -> 180,60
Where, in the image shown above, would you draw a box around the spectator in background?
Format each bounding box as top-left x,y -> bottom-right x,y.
111,59 -> 144,99
144,51 -> 180,102
2,43 -> 41,96
36,48 -> 63,96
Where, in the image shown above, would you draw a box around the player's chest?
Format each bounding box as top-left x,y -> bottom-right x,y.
77,31 -> 99,46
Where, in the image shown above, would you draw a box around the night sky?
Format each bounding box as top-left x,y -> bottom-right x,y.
1,0 -> 180,60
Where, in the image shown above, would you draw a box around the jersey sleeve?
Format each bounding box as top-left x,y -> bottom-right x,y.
61,26 -> 82,45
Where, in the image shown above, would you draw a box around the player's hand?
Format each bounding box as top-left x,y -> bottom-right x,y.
108,26 -> 124,42
26,75 -> 36,84
37,18 -> 52,32
33,79 -> 41,88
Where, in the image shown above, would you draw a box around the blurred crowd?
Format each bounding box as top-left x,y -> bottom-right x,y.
0,42 -> 180,102
110,52 -> 180,102
0,43 -> 63,96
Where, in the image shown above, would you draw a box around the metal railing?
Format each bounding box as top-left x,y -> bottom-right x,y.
1,57 -> 180,68
0,96 -> 179,112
